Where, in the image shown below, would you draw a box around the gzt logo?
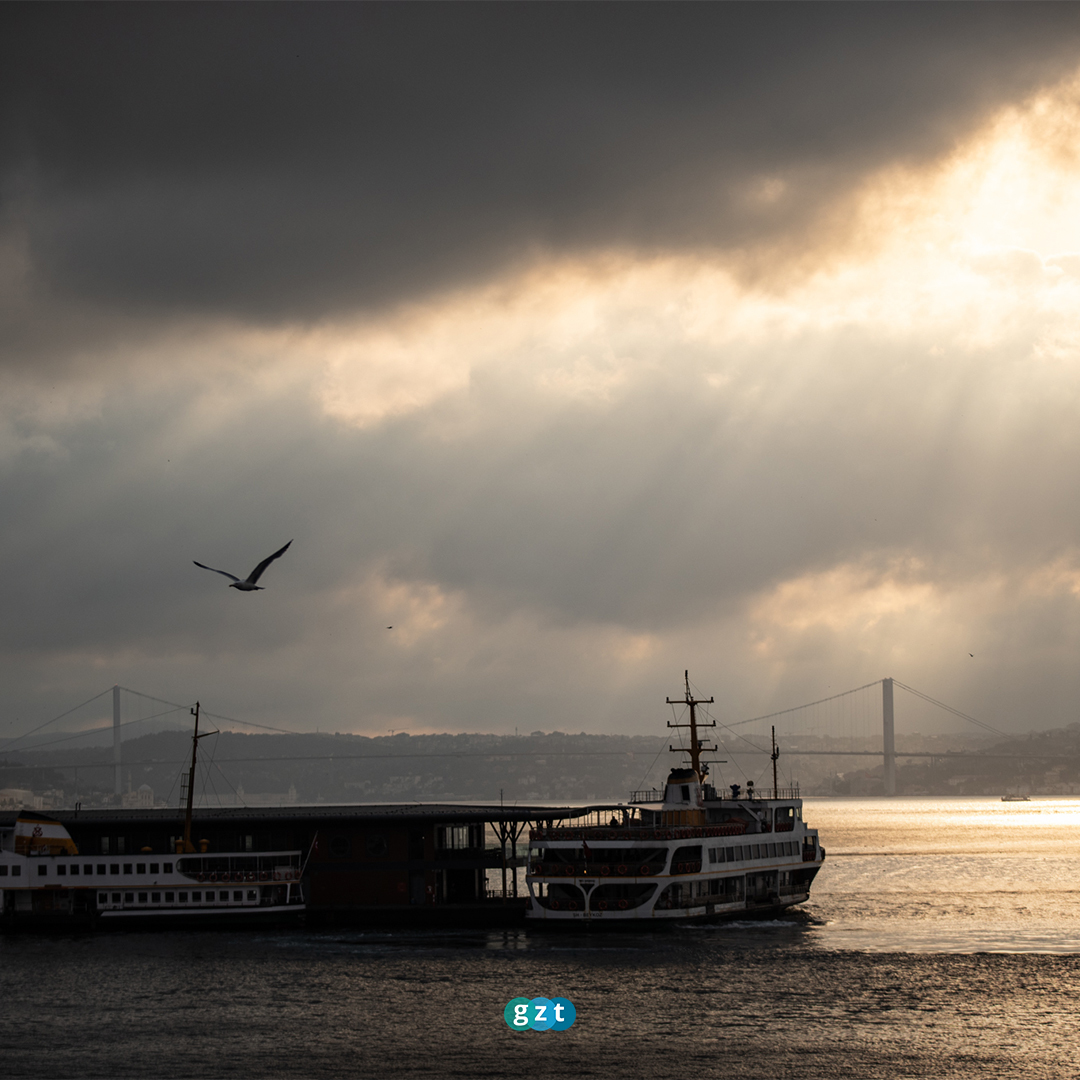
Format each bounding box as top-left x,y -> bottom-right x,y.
503,997 -> 576,1031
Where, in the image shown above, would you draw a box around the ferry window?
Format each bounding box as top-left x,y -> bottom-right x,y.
38,865 -> 47,876
681,785 -> 690,801
70,864 -> 79,875
244,835 -> 253,852
138,892 -> 148,903
125,893 -> 135,903
219,890 -> 229,901
191,891 -> 201,902
110,864 -> 120,875
136,864 -> 146,874
246,890 -> 257,901
57,864 -> 66,875
111,892 -> 120,903
11,865 -> 20,876
768,843 -> 776,858
85,865 -> 93,874
0,866 -> 7,876
151,892 -> 161,903
163,863 -> 172,873
123,864 -> 132,874
178,892 -> 187,902
97,864 -> 105,875
98,892 -> 107,904
100,837 -> 110,855
233,890 -> 243,902
164,892 -> 174,903
149,863 -> 158,874
329,836 -> 350,858
366,835 -> 389,857
727,847 -> 735,861
752,845 -> 761,860
116,837 -> 126,855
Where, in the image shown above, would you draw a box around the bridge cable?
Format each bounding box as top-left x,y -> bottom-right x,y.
893,680 -> 1010,738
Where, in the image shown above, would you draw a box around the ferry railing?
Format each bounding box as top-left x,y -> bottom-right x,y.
529,822 -> 748,843
629,789 -> 665,804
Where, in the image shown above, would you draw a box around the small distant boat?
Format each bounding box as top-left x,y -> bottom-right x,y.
1001,794 -> 1030,802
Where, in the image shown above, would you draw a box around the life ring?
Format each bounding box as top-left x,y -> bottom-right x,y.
617,865 -> 628,876
617,899 -> 628,910
597,900 -> 608,910
273,872 -> 282,881
550,900 -> 560,910
640,865 -> 652,876
600,865 -> 610,876
677,862 -> 684,874
197,873 -> 206,883
564,866 -> 575,876
568,901 -> 578,911
259,872 -> 268,881
209,873 -> 217,883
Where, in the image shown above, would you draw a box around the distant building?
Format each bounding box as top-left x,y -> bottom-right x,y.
122,784 -> 154,809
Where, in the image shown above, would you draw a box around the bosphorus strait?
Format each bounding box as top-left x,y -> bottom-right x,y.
4,798 -> 1078,1080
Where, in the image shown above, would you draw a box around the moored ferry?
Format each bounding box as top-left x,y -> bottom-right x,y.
0,812 -> 305,928
0,702 -> 305,929
525,674 -> 825,925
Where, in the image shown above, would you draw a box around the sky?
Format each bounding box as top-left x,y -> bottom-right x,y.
5,3 -> 1080,742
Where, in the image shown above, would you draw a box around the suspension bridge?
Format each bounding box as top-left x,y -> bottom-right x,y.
700,676 -> 1022,796
0,677 -> 1034,805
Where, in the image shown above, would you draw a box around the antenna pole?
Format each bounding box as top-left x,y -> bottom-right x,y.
182,702 -> 200,854
771,725 -> 779,797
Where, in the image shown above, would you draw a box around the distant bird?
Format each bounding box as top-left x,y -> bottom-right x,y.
970,653 -> 974,658
194,541 -> 292,591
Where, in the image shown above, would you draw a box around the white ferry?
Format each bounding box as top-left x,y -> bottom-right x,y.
525,675 -> 825,925
0,703 -> 305,929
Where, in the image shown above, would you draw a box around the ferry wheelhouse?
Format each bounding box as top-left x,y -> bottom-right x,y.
525,675 -> 825,924
0,703 -> 305,929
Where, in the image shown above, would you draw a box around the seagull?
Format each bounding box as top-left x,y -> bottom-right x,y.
194,541 -> 292,591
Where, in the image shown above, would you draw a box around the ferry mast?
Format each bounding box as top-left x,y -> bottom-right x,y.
666,670 -> 717,780
179,701 -> 216,854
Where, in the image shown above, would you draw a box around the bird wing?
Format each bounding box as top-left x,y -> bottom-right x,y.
193,561 -> 241,583
246,540 -> 293,584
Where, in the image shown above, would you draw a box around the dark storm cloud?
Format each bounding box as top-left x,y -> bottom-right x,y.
3,2 -> 1080,333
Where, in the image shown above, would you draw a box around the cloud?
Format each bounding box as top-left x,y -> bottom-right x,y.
4,3 -> 1080,351
6,10 -> 1080,740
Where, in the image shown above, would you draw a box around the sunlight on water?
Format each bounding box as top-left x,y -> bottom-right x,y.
804,797 -> 1080,953
807,796 -> 1080,854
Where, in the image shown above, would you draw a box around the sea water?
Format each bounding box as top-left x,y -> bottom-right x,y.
2,797 -> 1079,1079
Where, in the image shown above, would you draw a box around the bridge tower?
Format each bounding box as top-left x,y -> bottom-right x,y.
113,684 -> 122,797
882,677 -> 896,795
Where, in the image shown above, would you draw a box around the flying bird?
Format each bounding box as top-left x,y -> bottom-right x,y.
194,541 -> 293,591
